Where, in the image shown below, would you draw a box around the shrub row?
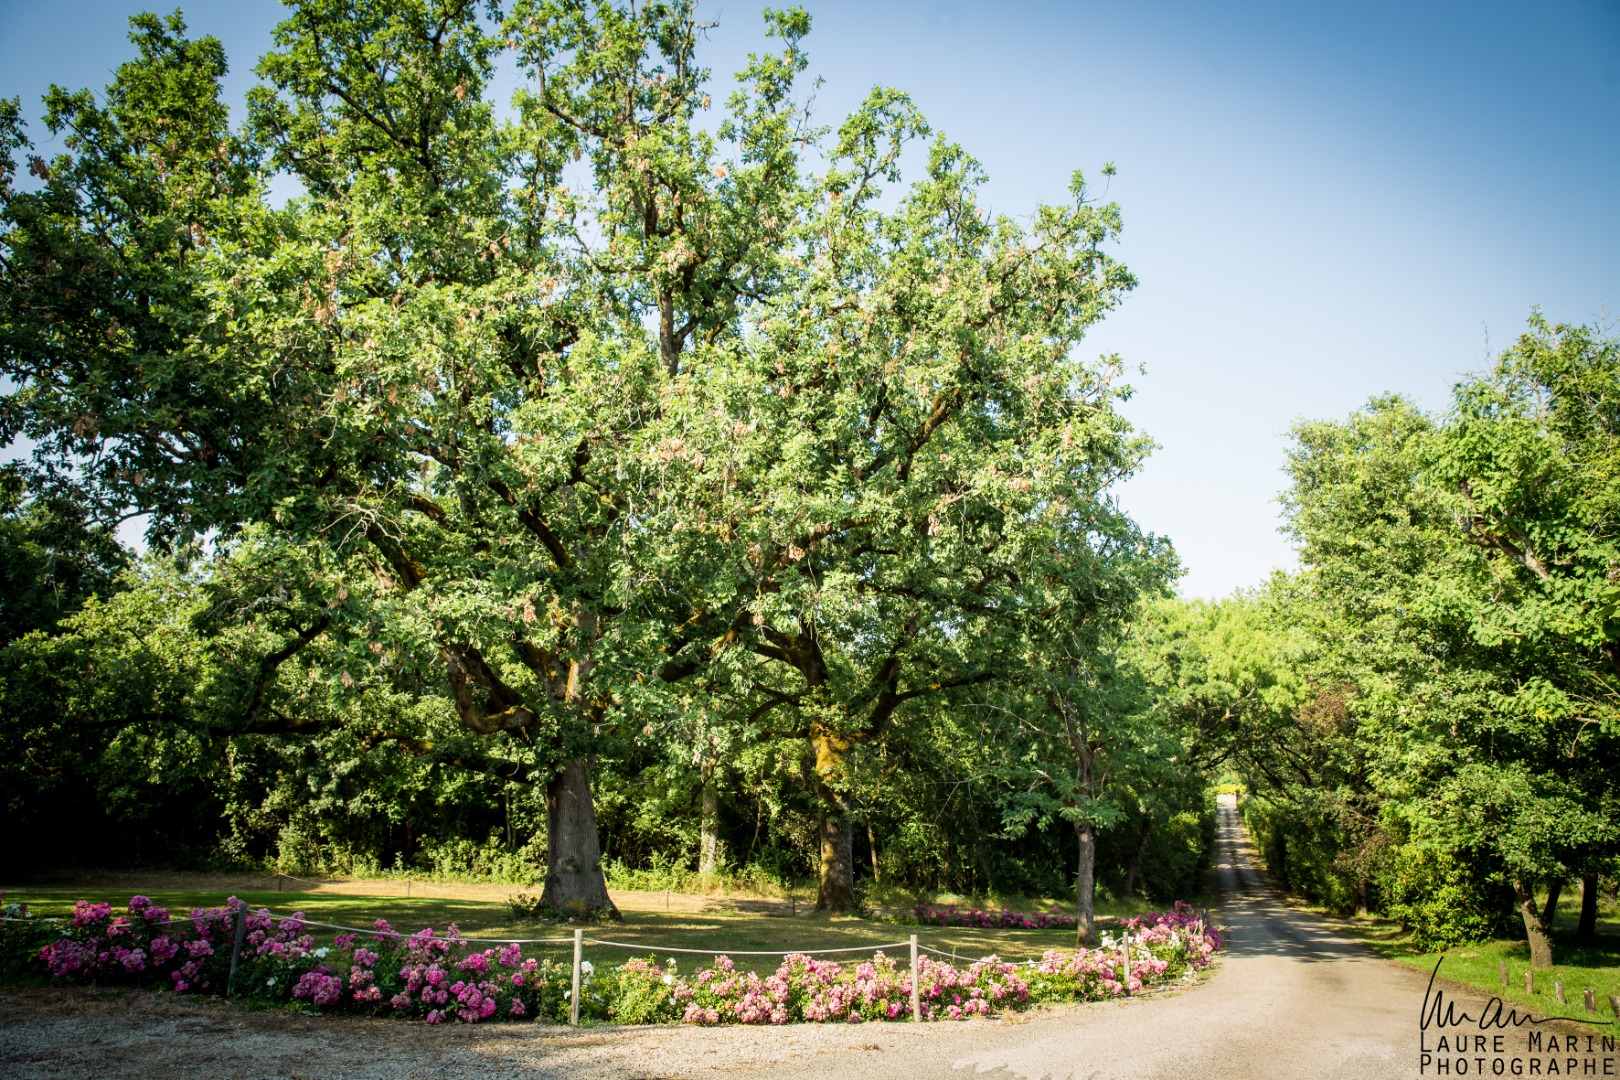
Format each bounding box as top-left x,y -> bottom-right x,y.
913,903 -> 1084,930
5,895 -> 1222,1025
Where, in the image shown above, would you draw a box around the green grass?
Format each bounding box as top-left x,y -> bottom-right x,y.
4,886 -> 1133,977
1290,892 -> 1620,1024
1399,938 -> 1620,1024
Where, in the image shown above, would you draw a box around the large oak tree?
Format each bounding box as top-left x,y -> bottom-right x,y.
2,1 -> 1153,914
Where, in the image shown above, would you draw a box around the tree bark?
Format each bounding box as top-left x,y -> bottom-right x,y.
699,779 -> 721,877
810,726 -> 857,912
1075,820 -> 1098,947
1576,874 -> 1598,942
1540,879 -> 1563,929
540,758 -> 620,920
865,810 -> 881,885
1515,879 -> 1555,969
1356,878 -> 1370,918
816,798 -> 855,912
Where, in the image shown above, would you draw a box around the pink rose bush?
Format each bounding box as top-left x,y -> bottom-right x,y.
1025,903 -> 1222,1002
13,894 -> 1222,1026
1123,900 -> 1225,952
913,903 -> 1081,931
660,950 -> 1029,1025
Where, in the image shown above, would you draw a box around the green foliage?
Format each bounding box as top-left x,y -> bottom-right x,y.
1129,807 -> 1216,904
1245,318 -> 1620,962
0,468 -> 130,645
0,2 -> 1226,923
1242,795 -> 1359,913
1381,845 -> 1516,951
596,960 -> 681,1024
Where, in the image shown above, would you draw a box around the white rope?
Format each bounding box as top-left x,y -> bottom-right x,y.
1,912 -> 218,928
916,943 -> 1050,966
258,911 -> 575,945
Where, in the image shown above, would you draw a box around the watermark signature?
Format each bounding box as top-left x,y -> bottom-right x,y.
1420,958 -> 1615,1076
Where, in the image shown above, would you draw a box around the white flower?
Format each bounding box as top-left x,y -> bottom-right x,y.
580,961 -> 594,975
266,977 -> 277,987
563,989 -> 571,999
662,974 -> 674,986
312,947 -> 329,959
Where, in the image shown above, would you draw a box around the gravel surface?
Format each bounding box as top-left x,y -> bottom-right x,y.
3,801 -> 1612,1079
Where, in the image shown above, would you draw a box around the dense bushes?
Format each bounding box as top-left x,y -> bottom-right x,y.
1241,796 -> 1522,948
1240,796 -> 1361,913
1381,846 -> 1517,951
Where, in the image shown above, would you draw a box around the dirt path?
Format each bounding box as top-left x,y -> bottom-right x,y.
2,801 -> 1611,1079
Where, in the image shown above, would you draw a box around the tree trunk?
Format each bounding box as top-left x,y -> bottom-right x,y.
865,810 -> 881,885
1540,879 -> 1563,929
1123,815 -> 1152,897
1075,820 -> 1098,947
816,799 -> 855,912
699,778 -> 721,877
1515,879 -> 1554,970
1356,878 -> 1370,918
540,758 -> 620,920
810,726 -> 857,912
1575,874 -> 1598,942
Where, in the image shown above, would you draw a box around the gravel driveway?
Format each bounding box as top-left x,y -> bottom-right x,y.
3,802 -> 1611,1079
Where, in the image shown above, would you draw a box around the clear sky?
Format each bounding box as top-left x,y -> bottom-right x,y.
3,0 -> 1617,597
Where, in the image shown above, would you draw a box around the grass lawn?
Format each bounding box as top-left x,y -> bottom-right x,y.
3,885 -> 1152,977
1289,891 -> 1620,1024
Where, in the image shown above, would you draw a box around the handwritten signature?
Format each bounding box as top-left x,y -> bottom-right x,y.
1420,957 -> 1613,1030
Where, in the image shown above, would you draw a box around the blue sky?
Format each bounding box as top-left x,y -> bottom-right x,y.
4,0 -> 1617,597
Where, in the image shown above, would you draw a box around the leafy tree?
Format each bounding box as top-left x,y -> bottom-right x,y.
700,125 -> 1146,910
2,4 -> 1152,916
988,517 -> 1174,944
1435,314 -> 1620,948
1275,369 -> 1620,966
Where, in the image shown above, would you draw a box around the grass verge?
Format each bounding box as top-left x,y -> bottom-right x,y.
1281,893 -> 1620,1025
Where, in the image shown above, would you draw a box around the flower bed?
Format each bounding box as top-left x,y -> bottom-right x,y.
912,903 -> 1085,930
5,894 -> 1223,1026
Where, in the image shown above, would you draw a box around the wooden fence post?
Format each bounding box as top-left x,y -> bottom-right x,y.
1524,971 -> 1534,995
1609,995 -> 1620,1020
1119,936 -> 1130,997
1583,988 -> 1595,1014
1498,961 -> 1507,986
1554,980 -> 1565,1005
570,928 -> 583,1027
910,935 -> 921,1022
227,905 -> 247,997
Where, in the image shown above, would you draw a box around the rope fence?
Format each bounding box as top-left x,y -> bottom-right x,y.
5,895 -> 1235,1028
240,909 -> 935,1026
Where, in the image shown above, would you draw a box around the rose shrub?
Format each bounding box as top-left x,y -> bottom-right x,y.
913,903 -> 1083,930
12,895 -> 1222,1025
